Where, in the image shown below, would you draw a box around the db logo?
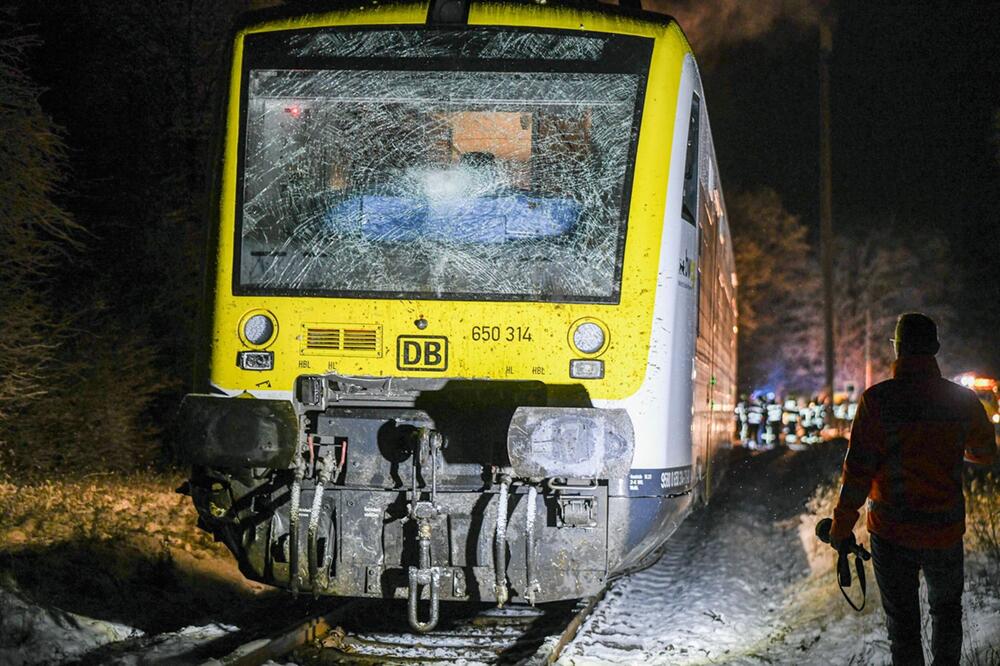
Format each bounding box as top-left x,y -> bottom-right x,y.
396,336 -> 448,372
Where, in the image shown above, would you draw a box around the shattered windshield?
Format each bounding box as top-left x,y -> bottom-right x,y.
236,29 -> 650,302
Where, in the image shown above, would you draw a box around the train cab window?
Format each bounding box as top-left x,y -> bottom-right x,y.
681,94 -> 700,225
235,28 -> 653,302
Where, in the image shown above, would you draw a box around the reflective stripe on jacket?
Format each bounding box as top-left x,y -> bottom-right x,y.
831,355 -> 996,549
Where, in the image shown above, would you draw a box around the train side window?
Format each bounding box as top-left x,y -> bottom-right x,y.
681,93 -> 700,225
696,219 -> 701,337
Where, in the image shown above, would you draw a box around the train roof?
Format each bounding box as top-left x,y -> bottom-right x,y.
238,1 -> 676,32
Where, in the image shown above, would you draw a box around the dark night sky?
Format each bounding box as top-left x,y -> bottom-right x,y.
704,4 -> 1000,236
12,0 -> 1000,374
684,1 -> 1000,374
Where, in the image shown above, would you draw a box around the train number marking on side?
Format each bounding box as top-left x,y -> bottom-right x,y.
471,325 -> 533,342
396,335 -> 448,372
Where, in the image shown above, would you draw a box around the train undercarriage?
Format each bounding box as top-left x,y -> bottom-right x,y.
178,375 -> 691,631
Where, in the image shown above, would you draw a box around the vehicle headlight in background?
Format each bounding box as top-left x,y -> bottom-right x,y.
240,310 -> 277,347
570,319 -> 608,356
993,413 -> 1000,424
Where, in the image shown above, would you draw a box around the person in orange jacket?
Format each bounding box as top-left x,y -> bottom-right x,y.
830,312 -> 996,666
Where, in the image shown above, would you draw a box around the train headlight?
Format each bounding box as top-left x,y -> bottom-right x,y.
239,310 -> 277,348
506,406 -> 635,480
569,319 -> 608,356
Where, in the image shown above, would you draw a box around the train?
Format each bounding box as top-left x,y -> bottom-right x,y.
176,0 -> 737,632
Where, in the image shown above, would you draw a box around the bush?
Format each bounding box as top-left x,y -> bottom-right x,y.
4,322 -> 174,476
0,31 -> 80,429
0,28 -> 176,477
966,471 -> 1000,582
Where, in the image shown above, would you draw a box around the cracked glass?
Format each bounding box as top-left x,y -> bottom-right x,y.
237,29 -> 649,302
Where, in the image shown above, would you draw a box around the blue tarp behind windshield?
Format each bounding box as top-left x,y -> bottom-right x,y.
324,194 -> 581,243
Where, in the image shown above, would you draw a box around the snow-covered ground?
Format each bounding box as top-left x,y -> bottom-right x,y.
0,582 -> 244,665
2,449 -> 998,665
559,445 -> 1000,665
0,585 -> 141,665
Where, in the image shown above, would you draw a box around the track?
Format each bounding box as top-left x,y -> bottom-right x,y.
210,592 -> 605,666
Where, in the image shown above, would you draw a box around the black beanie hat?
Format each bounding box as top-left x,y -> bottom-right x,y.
892,312 -> 940,356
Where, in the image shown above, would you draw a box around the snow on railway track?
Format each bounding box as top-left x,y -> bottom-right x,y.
211,596 -> 593,665
558,445 -> 847,665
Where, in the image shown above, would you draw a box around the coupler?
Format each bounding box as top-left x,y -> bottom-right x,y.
407,428 -> 445,632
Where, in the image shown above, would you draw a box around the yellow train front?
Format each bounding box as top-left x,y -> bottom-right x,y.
178,0 -> 737,631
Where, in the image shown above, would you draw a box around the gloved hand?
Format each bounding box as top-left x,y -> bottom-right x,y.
831,531 -> 857,555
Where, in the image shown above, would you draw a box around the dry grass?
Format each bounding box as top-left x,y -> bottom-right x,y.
791,475 -> 878,628
0,471 -> 220,558
0,471 -> 289,637
788,468 -> 1000,666
798,466 -> 1000,577
966,471 -> 1000,587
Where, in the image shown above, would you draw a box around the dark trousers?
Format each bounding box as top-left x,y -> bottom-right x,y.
870,533 -> 964,666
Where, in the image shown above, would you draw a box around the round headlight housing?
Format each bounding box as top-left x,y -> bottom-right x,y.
572,321 -> 607,355
240,311 -> 277,347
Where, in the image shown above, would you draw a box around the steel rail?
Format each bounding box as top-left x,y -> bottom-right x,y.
205,598 -> 363,666
205,584 -> 611,665
544,584 -> 611,664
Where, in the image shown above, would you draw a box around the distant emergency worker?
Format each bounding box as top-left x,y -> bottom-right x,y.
763,394 -> 782,448
800,401 -> 815,444
803,399 -> 824,444
782,398 -> 800,446
746,396 -> 764,448
830,313 -> 996,666
735,395 -> 749,445
833,400 -> 847,422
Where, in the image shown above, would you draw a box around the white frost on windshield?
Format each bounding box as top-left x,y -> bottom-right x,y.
240,67 -> 640,300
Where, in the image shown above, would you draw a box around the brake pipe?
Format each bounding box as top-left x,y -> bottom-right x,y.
289,455 -> 306,596
429,431 -> 439,507
494,476 -> 511,607
308,455 -> 334,593
525,484 -> 539,605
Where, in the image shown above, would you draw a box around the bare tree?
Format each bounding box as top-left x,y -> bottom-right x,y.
833,229 -> 957,388
0,31 -> 80,425
729,188 -> 822,394
72,1 -> 250,385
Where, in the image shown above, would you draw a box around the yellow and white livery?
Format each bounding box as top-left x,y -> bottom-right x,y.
178,0 -> 736,631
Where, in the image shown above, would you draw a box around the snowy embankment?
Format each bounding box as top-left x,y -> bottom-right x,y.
559,444 -> 1000,665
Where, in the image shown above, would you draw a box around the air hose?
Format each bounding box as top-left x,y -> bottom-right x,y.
308,455 -> 334,592
525,484 -> 539,605
289,456 -> 306,596
494,477 -> 511,607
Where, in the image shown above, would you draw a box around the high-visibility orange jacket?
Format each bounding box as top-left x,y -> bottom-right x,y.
831,355 -> 996,549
